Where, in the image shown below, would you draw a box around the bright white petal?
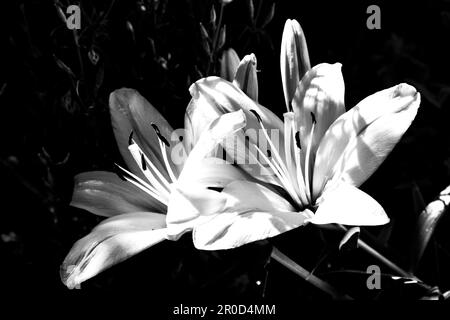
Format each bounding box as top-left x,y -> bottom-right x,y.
187,76 -> 284,149
193,209 -> 312,250
221,180 -> 296,213
313,84 -> 420,195
179,110 -> 247,182
60,212 -> 167,289
310,183 -> 389,226
292,63 -> 345,156
178,157 -> 250,189
166,184 -> 227,225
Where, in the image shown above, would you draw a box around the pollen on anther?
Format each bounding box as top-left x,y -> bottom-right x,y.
295,132 -> 301,149
128,131 -> 134,145
310,112 -> 317,124
140,153 -> 147,171
151,123 -> 170,147
113,163 -> 127,181
249,109 -> 262,123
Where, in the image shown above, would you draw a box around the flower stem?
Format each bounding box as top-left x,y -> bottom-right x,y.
337,225 -> 420,280
271,246 -> 352,300
206,2 -> 225,76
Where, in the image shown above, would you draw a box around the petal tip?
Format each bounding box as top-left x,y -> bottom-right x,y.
60,263 -> 82,290
395,83 -> 417,98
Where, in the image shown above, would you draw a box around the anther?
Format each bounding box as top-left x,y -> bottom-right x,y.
207,187 -> 223,192
310,112 -> 316,124
113,163 -> 127,181
249,109 -> 262,123
295,132 -> 301,149
151,123 -> 170,147
267,149 -> 271,157
128,131 -> 134,146
140,153 -> 147,171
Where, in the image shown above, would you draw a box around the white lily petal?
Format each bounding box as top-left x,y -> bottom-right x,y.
60,212 -> 167,289
70,171 -> 166,216
109,89 -> 182,179
338,95 -> 420,187
177,157 -> 249,189
310,183 -> 389,226
187,180 -> 303,250
180,110 -> 247,178
221,180 -> 296,213
292,63 -> 345,155
193,209 -> 312,250
165,184 -> 227,240
187,76 -> 284,147
313,83 -> 420,195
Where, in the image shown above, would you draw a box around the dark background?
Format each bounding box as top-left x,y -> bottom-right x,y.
1,0 -> 450,306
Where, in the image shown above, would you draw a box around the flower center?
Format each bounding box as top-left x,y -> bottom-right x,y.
249,109 -> 318,210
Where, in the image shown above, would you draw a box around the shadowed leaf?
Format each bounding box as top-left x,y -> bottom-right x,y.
409,185 -> 450,272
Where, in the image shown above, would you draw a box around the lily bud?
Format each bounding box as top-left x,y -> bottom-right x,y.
220,48 -> 240,82
233,53 -> 258,101
280,19 -> 311,111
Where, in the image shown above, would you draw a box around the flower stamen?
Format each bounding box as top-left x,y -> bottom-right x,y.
128,137 -> 171,198
304,112 -> 316,203
113,163 -> 167,205
150,123 -> 178,183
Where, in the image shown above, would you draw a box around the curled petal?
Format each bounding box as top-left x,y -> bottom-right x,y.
186,77 -> 285,184
181,110 -> 247,174
186,76 -> 284,147
280,19 -> 311,110
233,53 -> 258,101
292,63 -> 345,154
310,183 -> 389,226
109,88 -> 183,180
178,157 -> 250,189
220,48 -> 240,82
71,171 -> 165,217
165,184 -> 227,240
313,83 -> 420,195
60,212 -> 167,289
167,111 -> 248,237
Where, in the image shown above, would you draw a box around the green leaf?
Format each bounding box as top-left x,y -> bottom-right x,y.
409,185 -> 450,272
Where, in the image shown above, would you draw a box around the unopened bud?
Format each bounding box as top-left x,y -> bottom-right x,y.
233,53 -> 258,101
280,19 -> 311,111
220,48 -> 240,82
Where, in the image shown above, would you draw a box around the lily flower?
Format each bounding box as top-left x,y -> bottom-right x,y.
61,88 -> 248,288
184,21 -> 421,250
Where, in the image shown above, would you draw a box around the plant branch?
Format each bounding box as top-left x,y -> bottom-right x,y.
206,1 -> 225,75
337,225 -> 419,280
271,246 -> 352,300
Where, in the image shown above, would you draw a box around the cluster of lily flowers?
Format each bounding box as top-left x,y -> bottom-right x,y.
61,19 -> 421,289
